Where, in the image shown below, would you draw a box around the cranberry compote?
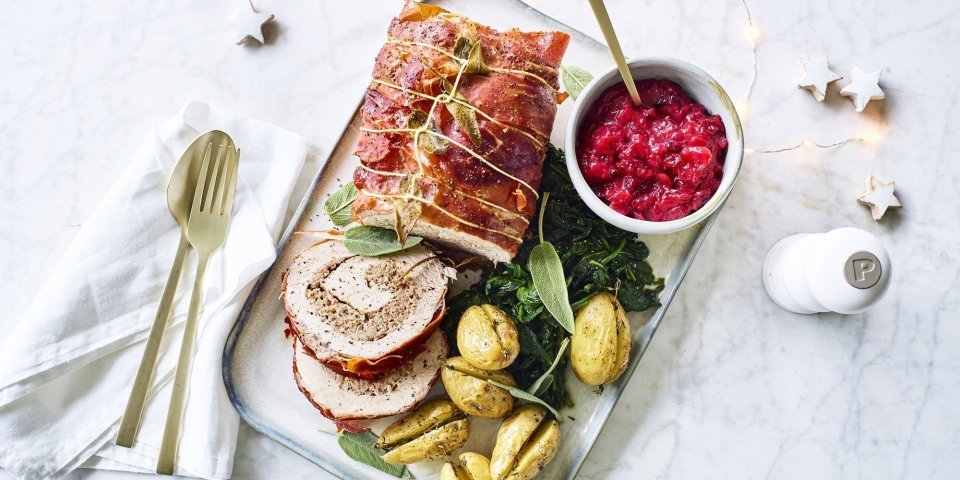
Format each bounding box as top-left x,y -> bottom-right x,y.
576,79 -> 728,222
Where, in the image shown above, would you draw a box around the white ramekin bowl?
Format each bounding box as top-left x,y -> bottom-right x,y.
565,57 -> 744,235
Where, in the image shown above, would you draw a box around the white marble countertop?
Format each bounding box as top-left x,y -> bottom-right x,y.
2,0 -> 958,479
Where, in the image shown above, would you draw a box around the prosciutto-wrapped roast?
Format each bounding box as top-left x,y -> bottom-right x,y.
352,1 -> 570,262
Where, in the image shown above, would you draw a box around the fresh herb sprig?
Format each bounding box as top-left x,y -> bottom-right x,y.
324,181 -> 358,226
337,431 -> 410,478
560,65 -> 594,100
528,192 -> 575,334
446,145 -> 664,409
344,225 -> 423,256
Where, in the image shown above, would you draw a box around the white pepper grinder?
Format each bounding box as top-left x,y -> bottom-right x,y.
762,227 -> 891,314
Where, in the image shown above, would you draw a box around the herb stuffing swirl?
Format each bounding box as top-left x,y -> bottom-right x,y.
445,145 -> 664,409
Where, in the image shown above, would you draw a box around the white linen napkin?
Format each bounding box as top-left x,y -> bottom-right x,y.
0,101 -> 311,479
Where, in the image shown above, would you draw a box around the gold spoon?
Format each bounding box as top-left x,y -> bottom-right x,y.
588,0 -> 643,107
115,130 -> 234,448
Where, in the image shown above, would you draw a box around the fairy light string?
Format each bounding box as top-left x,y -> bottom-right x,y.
737,0 -> 883,155
740,0 -> 759,112
745,136 -> 882,155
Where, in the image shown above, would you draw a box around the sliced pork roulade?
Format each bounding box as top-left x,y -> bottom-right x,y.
282,240 -> 448,379
293,331 -> 448,420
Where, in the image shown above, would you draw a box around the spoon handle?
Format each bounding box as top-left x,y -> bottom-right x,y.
157,253 -> 210,475
115,233 -> 190,448
588,0 -> 642,106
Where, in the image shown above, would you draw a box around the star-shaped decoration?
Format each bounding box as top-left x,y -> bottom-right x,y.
857,175 -> 901,221
797,59 -> 842,102
233,1 -> 275,46
840,67 -> 885,112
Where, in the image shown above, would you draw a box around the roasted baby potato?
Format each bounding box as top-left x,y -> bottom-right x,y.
570,292 -> 630,386
440,452 -> 493,480
441,356 -> 516,418
457,304 -> 520,370
376,398 -> 470,464
490,404 -> 561,480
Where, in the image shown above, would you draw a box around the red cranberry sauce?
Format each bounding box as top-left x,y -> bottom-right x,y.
576,79 -> 728,222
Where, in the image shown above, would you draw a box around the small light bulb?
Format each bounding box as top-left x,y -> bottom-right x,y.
745,147 -> 756,154
800,140 -> 812,147
744,25 -> 761,44
735,100 -> 750,122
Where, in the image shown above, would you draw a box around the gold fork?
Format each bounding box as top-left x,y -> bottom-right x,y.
156,141 -> 239,475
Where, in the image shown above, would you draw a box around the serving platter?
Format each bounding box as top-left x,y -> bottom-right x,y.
222,0 -> 737,478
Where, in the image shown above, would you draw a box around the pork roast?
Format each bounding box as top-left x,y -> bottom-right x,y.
351,1 -> 570,263
293,331 -> 448,420
282,240 -> 447,378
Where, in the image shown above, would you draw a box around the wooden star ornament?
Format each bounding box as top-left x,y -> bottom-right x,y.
233,1 -> 275,45
858,175 -> 901,221
840,67 -> 885,112
797,59 -> 841,102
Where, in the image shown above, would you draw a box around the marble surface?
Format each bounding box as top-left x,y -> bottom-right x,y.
1,0 -> 958,479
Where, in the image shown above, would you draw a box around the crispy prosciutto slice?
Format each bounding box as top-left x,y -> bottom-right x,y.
352,1 -> 570,262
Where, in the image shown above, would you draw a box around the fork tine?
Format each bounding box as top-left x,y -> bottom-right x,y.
212,145 -> 233,215
220,148 -> 240,216
204,144 -> 227,212
190,142 -> 213,216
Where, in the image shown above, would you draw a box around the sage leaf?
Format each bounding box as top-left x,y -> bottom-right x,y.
561,65 -> 593,100
465,41 -> 489,74
407,109 -> 429,129
529,192 -> 575,333
409,109 -> 449,154
338,431 -> 410,478
418,127 -> 449,155
446,101 -> 482,147
529,242 -> 575,334
439,79 -> 483,147
527,338 -> 569,397
458,22 -> 481,44
453,36 -> 472,60
324,181 -> 357,226
489,380 -> 561,421
394,176 -> 422,245
344,225 -> 423,257
533,375 -> 554,397
454,37 -> 489,74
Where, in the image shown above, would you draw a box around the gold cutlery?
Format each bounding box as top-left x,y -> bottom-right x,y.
156,139 -> 239,474
588,0 -> 643,107
116,131 -> 234,448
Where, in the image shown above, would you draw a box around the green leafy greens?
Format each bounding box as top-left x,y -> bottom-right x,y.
337,431 -> 410,478
446,145 -> 664,409
344,225 -> 423,256
324,181 -> 358,226
560,65 -> 594,100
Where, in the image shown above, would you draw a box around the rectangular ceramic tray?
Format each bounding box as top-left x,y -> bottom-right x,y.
223,1 -> 726,478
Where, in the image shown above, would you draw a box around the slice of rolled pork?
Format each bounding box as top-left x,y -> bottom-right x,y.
282,241 -> 448,379
292,330 -> 448,420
